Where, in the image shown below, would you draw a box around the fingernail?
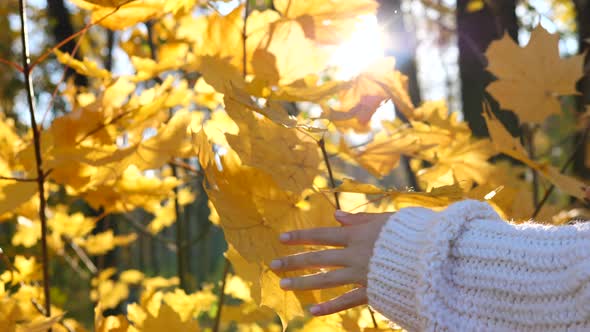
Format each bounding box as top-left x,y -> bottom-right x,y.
334,210 -> 348,217
270,259 -> 282,270
280,278 -> 292,289
309,305 -> 321,315
279,233 -> 291,242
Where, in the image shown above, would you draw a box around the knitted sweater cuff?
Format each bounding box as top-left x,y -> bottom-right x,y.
366,206 -> 438,331
366,200 -> 501,331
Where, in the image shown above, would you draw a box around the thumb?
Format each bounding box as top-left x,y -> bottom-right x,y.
334,210 -> 374,226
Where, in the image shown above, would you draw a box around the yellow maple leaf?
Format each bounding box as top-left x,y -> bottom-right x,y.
131,42 -> 192,81
339,131 -> 425,178
0,182 -> 37,217
91,280 -> 129,310
199,132 -> 342,328
54,50 -> 111,80
163,288 -> 216,322
270,75 -> 348,103
326,58 -> 414,132
48,210 -> 95,239
142,303 -> 200,332
260,269 -> 304,330
11,217 -> 40,248
273,0 -> 378,44
83,165 -> 180,212
120,269 -> 145,284
225,95 -> 320,194
95,304 -> 129,332
193,77 -> 224,110
253,20 -> 328,85
18,314 -> 63,332
333,178 -> 464,209
483,110 -> 587,200
69,0 -> 166,30
77,230 -> 137,255
417,138 -> 496,190
8,256 -> 42,284
485,24 -> 584,124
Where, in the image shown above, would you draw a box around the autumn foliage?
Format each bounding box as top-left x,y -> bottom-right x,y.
0,0 -> 589,331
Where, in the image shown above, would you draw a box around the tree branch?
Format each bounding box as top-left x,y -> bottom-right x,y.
19,0 -> 51,321
318,137 -> 341,209
318,137 -> 378,327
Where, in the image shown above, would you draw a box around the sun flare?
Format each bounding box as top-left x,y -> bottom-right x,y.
330,15 -> 387,79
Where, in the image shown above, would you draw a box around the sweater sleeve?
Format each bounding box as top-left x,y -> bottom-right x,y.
367,199 -> 590,332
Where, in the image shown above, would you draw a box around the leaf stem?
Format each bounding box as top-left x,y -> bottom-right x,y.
19,0 -> 51,323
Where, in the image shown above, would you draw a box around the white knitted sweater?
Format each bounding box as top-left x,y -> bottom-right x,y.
367,200 -> 590,331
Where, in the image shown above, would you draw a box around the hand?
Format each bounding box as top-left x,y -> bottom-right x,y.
271,210 -> 393,316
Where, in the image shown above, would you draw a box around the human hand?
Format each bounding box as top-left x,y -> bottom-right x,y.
270,210 -> 394,316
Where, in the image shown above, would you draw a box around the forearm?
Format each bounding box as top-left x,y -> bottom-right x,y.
367,199 -> 590,331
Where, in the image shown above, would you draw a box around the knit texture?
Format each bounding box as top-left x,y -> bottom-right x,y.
367,199 -> 590,331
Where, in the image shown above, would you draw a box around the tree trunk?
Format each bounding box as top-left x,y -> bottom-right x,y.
377,0 -> 421,189
46,0 -> 88,86
377,0 -> 421,105
457,0 -> 519,137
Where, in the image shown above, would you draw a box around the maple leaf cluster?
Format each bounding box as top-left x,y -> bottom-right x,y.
0,0 -> 588,331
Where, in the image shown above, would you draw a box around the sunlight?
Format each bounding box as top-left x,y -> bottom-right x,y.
330,15 -> 387,80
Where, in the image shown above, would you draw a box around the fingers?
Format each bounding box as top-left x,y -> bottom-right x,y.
280,227 -> 348,246
309,287 -> 368,316
271,249 -> 348,271
280,268 -> 358,291
334,211 -> 378,226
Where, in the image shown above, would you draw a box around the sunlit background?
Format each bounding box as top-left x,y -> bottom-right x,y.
7,0 -> 581,129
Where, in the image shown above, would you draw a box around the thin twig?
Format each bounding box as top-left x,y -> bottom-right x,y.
170,159 -> 204,177
76,110 -> 132,144
171,166 -> 188,291
318,137 -> 340,209
242,0 -> 249,77
212,260 -> 230,332
0,175 -> 37,182
524,125 -> 539,206
67,239 -> 97,275
30,0 -> 137,69
532,126 -> 590,219
0,57 -> 24,72
120,214 -> 178,252
318,138 -> 378,327
19,0 -> 51,322
61,250 -> 91,280
40,24 -> 86,126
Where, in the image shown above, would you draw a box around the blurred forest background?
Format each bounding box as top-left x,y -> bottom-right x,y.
0,0 -> 589,330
